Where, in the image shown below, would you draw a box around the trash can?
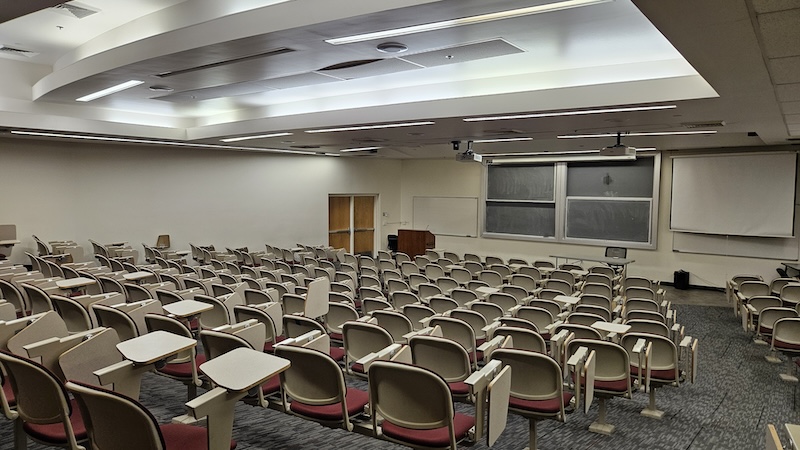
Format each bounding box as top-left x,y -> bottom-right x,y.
387,234 -> 398,252
674,270 -> 690,290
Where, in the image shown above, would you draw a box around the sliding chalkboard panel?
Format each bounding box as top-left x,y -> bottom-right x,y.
486,202 -> 556,237
566,199 -> 651,242
487,165 -> 554,200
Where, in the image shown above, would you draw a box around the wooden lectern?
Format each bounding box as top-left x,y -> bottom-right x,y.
397,229 -> 435,258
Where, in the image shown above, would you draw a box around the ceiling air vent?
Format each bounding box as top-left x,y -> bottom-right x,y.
155,47 -> 295,78
681,120 -> 725,128
0,44 -> 39,58
51,2 -> 99,19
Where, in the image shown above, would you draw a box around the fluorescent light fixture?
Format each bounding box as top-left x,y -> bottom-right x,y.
472,137 -> 533,143
340,146 -> 381,153
76,80 -> 144,102
9,130 -> 318,155
558,130 -> 717,139
325,0 -> 610,45
305,121 -> 435,133
464,105 -> 677,122
220,132 -> 293,143
324,153 -> 342,157
485,150 -> 597,157
491,153 -> 636,164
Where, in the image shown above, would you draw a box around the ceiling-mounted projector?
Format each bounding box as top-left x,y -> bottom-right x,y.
599,132 -> 636,158
456,151 -> 483,163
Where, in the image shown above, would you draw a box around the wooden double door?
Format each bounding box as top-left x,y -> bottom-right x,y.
328,195 -> 375,256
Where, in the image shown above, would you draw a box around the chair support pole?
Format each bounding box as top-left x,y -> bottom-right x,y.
13,418 -> 25,450
641,387 -> 664,419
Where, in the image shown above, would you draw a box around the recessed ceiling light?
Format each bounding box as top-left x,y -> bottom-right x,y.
9,130 -> 318,155
340,146 -> 381,153
76,80 -> 144,102
558,130 -> 717,139
306,121 -> 435,133
220,132 -> 293,143
473,137 -> 533,143
376,42 -> 408,53
325,0 -> 611,45
148,85 -> 174,92
464,105 -> 677,122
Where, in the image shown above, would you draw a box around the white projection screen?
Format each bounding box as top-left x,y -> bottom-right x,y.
670,153 -> 797,237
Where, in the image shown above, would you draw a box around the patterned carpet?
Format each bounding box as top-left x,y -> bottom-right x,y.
2,302 -> 800,450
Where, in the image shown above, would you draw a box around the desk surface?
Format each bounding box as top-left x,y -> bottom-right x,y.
56,277 -> 97,290
200,347 -> 290,392
163,300 -> 213,318
550,255 -> 635,266
476,286 -> 500,295
123,271 -> 153,281
116,330 -> 196,365
591,321 -> 631,334
0,240 -> 20,246
553,295 -> 581,306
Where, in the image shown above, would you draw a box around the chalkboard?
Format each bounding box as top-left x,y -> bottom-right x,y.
413,196 -> 478,237
566,199 -> 651,242
487,165 -> 554,201
485,202 -> 556,237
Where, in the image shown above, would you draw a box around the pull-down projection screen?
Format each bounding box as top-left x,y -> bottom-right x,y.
670,153 -> 797,237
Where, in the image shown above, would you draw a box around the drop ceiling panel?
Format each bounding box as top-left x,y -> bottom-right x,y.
400,39 -> 524,68
154,72 -> 339,103
757,8 -> 800,59
783,101 -> 800,114
768,56 -> 800,84
751,0 -> 800,14
776,83 -> 800,101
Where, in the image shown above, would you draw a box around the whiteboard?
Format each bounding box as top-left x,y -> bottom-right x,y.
413,197 -> 478,238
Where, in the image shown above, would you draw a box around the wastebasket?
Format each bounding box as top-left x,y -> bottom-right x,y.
387,234 -> 398,252
674,270 -> 689,290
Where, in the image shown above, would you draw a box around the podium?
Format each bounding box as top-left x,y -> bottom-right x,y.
397,229 -> 435,258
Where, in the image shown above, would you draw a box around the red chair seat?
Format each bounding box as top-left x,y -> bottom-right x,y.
329,346 -> 345,362
509,392 -> 573,414
160,423 -> 236,450
290,387 -> 368,420
2,378 -> 14,406
263,336 -> 288,353
594,378 -> 629,393
160,354 -> 207,378
262,375 -> 281,395
774,339 -> 800,351
468,349 -> 485,364
381,412 -> 475,447
330,332 -> 343,341
22,398 -> 87,445
630,365 -> 677,381
448,381 -> 470,395
351,362 -> 365,374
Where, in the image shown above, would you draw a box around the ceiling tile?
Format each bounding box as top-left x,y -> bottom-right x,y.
400,39 -> 523,68
782,101 -> 800,114
757,8 -> 800,58
751,0 -> 800,14
784,113 -> 800,124
769,56 -> 800,84
776,83 -> 800,101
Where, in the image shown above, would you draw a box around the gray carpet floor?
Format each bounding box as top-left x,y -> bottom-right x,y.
3,288 -> 800,449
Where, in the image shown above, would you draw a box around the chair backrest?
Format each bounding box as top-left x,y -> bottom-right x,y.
566,338 -> 630,393
773,317 -> 800,351
449,309 -> 488,340
494,326 -> 547,353
489,264 -> 512,278
620,332 -> 678,382
326,302 -> 360,336
386,278 -> 410,296
92,304 -> 140,341
50,295 -> 92,333
579,293 -> 613,311
283,314 -> 326,339
509,274 -> 537,293
402,304 -> 436,331
582,283 -> 613,299
425,264 -> 446,280
478,270 -> 503,287
488,292 -> 518,312
517,266 -> 542,281
470,301 -> 505,324
533,260 -> 555,269
342,321 -> 394,369
58,328 -> 123,389
491,349 -> 567,419
550,270 -> 576,286
625,286 -> 655,301
409,335 -> 471,383
429,296 -> 459,314
544,279 -> 572,296
589,265 -> 616,278
274,344 -> 356,430
781,283 -> 800,303
528,299 -> 562,319
515,307 -> 554,332
362,297 -> 392,316
154,289 -> 183,306
0,279 -> 26,315
566,312 -> 606,327
0,350 -> 85,449
449,288 -> 478,307
739,281 -> 771,299
436,277 -> 459,293
625,319 -> 670,338
194,294 -> 231,330
624,298 -> 660,316
428,317 -> 477,364
759,307 -> 799,334
368,361 -> 461,450
625,310 -> 666,323
749,296 -> 783,315
66,380 -> 167,450
98,276 -> 126,297
625,276 -> 654,290
584,273 -> 613,288
200,325 -> 260,361
391,290 -> 420,309
498,317 -> 539,333
463,261 -> 484,277
233,305 -> 282,344
449,267 -> 472,285
20,282 -> 54,315
552,323 -> 602,340
372,310 -> 414,343
125,283 -> 153,302
500,285 -> 529,304
418,283 -> 443,300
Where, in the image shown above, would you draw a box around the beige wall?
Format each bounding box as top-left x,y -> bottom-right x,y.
1,136 -> 790,288
0,138 -> 401,263
399,158 -> 791,288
